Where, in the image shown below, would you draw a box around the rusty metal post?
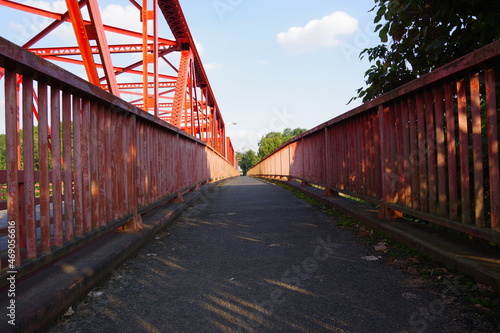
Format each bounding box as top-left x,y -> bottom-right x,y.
38,81 -> 51,253
5,67 -> 21,266
469,72 -> 485,227
457,78 -> 471,224
124,115 -> 144,231
22,74 -> 37,259
50,85 -> 64,247
485,65 -> 499,231
62,90 -> 74,241
377,105 -> 401,219
73,95 -> 84,238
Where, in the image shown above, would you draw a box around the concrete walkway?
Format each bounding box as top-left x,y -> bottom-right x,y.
45,176 -> 497,332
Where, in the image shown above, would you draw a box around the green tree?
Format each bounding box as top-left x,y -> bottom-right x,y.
283,127 -> 307,141
236,149 -> 259,175
0,129 -> 40,170
353,0 -> 500,102
257,127 -> 307,159
258,132 -> 284,159
0,134 -> 6,169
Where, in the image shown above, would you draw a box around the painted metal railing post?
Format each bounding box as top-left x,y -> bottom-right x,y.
485,64 -> 499,231
62,90 -> 75,240
124,114 -> 144,230
50,85 -> 64,247
90,101 -> 99,231
444,82 -> 459,220
38,81 -> 51,253
22,74 -> 37,259
456,78 -> 472,224
73,95 -> 84,238
323,126 -> 338,197
377,104 -> 401,219
469,72 -> 485,227
377,105 -> 389,219
5,66 -> 21,267
81,99 -> 92,233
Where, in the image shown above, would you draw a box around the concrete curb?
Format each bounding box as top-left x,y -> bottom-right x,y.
262,177 -> 500,294
0,179 -> 229,333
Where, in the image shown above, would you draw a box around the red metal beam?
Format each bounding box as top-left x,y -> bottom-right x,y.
86,0 -> 119,95
64,0 -> 101,85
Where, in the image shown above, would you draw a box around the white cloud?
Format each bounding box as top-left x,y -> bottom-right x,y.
194,39 -> 204,55
7,1 -> 70,44
227,129 -> 261,151
277,11 -> 358,53
23,0 -> 66,13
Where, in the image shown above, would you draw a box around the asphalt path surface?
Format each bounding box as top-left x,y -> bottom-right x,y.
49,176 -> 485,332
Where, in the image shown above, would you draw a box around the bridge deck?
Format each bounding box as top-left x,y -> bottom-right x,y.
38,176 -> 497,332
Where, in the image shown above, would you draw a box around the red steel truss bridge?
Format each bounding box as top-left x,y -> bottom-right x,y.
0,1 -> 499,331
0,0 -> 233,157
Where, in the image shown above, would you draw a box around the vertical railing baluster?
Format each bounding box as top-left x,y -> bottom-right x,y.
416,91 -> 428,212
97,104 -> 107,227
425,88 -> 437,215
5,67 -> 20,266
62,90 -> 74,241
90,102 -> 99,230
50,85 -> 63,247
378,105 -> 389,218
104,107 -> 113,225
457,78 -> 471,224
38,81 -> 51,253
485,65 -> 499,231
408,95 -> 420,209
445,82 -> 459,220
22,74 -> 36,259
400,98 -> 411,208
469,71 -> 485,227
394,100 -> 404,206
81,99 -> 91,233
72,96 -> 83,237
434,85 -> 447,217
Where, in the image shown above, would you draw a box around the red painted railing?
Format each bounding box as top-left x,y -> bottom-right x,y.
250,40 -> 500,244
0,37 -> 239,280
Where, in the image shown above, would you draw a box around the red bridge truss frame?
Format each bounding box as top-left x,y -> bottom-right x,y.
0,0 -> 232,158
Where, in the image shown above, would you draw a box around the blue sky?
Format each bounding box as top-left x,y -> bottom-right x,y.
182,0 -> 379,151
0,0 -> 380,151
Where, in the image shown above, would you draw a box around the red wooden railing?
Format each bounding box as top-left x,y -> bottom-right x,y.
249,40 -> 500,244
0,37 -> 239,280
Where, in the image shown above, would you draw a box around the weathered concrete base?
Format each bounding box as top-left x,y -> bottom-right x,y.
268,177 -> 500,294
0,179 -> 232,333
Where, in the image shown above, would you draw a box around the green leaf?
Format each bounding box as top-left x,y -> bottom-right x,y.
379,24 -> 389,43
375,5 -> 386,23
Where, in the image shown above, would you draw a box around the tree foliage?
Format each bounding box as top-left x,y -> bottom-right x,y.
236,149 -> 259,176
353,0 -> 500,102
0,128 -> 41,170
0,134 -> 6,170
257,128 -> 307,159
236,128 -> 307,175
